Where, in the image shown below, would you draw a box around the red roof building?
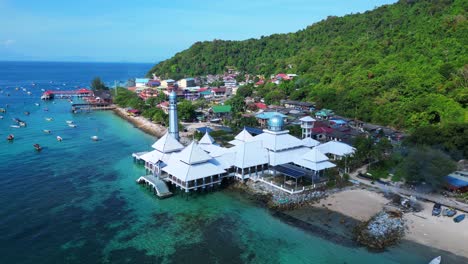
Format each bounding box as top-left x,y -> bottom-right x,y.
254,102 -> 267,109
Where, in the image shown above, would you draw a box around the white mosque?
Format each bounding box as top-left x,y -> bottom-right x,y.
133,91 -> 355,194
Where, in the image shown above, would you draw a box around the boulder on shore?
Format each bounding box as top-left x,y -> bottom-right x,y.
354,210 -> 405,250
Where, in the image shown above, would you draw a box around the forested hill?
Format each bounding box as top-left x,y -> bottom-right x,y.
148,0 -> 467,129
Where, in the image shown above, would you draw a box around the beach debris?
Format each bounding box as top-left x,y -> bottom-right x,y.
354,209 -> 405,250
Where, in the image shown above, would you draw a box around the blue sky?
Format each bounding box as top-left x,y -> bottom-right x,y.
0,0 -> 397,63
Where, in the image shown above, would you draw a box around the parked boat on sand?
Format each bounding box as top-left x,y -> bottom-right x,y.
442,208 -> 457,217
454,214 -> 465,223
428,256 -> 441,264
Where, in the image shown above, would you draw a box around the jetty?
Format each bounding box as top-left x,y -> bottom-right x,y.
71,103 -> 115,113
41,88 -> 92,100
137,175 -> 173,198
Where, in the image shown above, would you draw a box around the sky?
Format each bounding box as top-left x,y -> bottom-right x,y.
0,0 -> 397,63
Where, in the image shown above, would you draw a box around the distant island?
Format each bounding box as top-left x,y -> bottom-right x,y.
147,0 -> 467,131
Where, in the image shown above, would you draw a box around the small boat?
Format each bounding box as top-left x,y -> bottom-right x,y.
454,214 -> 465,223
33,143 -> 42,151
45,117 -> 54,121
19,121 -> 27,127
68,124 -> 77,128
91,136 -> 99,141
66,120 -> 74,124
27,91 -> 32,95
0,108 -> 6,113
442,208 -> 457,217
10,125 -> 20,128
428,256 -> 441,264
40,89 -> 45,92
432,203 -> 442,216
56,136 -> 63,142
7,134 -> 14,141
24,111 -> 30,115
43,129 -> 51,134
35,103 -> 40,106
0,116 -> 3,119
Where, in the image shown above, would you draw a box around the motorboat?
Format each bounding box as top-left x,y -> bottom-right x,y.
0,116 -> 3,119
10,125 -> 20,128
43,129 -> 51,134
19,121 -> 27,127
24,111 -> 30,116
432,203 -> 442,216
454,214 -> 465,223
35,103 -> 40,106
7,134 -> 14,141
68,124 -> 77,128
91,136 -> 99,141
33,143 -> 42,151
45,117 -> 54,121
428,256 -> 441,264
442,208 -> 457,217
56,136 -> 63,142
66,120 -> 74,124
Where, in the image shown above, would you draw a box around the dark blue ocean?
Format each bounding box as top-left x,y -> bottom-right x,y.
0,61 -> 463,264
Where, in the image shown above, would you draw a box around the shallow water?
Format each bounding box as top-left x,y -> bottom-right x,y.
0,62 -> 464,263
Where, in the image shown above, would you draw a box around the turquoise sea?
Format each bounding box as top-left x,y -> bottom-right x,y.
0,61 -> 464,264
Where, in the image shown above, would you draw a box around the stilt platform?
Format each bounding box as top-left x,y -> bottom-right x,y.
137,175 -> 172,198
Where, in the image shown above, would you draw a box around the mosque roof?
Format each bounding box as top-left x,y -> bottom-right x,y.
315,141 -> 356,156
301,137 -> 320,148
151,132 -> 184,153
199,131 -> 215,145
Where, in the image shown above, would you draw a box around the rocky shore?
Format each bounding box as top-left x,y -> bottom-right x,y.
354,210 -> 406,250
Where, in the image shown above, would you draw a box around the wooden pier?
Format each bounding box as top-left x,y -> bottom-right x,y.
71,103 -> 116,113
137,175 -> 173,198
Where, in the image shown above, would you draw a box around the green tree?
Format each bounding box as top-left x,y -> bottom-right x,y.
178,100 -> 196,121
91,77 -> 108,91
396,146 -> 456,189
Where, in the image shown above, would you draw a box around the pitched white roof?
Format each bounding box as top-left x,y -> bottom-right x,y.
162,158 -> 226,182
235,128 -> 254,141
209,146 -> 236,157
178,141 -> 213,165
212,152 -> 236,170
151,132 -> 184,153
300,116 -> 316,122
301,148 -> 329,162
268,147 -> 310,166
252,130 -> 304,151
229,128 -> 254,146
139,149 -> 173,165
301,137 -> 320,148
234,141 -> 269,169
315,141 -> 356,156
199,143 -> 225,154
199,132 -> 215,145
293,159 -> 336,171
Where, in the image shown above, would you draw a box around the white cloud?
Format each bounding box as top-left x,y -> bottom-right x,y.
2,39 -> 15,47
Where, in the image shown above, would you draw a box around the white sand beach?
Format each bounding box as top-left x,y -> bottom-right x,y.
309,188 -> 468,257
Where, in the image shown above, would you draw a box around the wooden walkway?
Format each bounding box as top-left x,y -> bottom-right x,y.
137,175 -> 172,198
71,103 -> 116,112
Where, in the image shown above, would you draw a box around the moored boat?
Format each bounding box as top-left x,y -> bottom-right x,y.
91,136 -> 99,141
68,124 -> 77,128
428,256 -> 441,264
10,125 -> 20,128
66,120 -> 74,124
33,143 -> 42,151
45,117 -> 53,121
43,129 -> 51,134
7,134 -> 14,141
19,121 -> 27,127
56,136 -> 63,142
442,208 -> 457,217
454,214 -> 465,223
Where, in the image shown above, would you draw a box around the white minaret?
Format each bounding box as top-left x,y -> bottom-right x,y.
168,91 -> 179,140
300,116 -> 316,138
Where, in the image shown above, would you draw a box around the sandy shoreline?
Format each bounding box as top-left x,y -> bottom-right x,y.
112,106 -> 193,144
287,187 -> 468,258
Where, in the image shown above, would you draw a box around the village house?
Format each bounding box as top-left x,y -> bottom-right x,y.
281,100 -> 315,112
177,78 -> 196,88
160,79 -> 176,89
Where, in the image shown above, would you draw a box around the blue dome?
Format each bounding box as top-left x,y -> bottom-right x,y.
268,115 -> 284,131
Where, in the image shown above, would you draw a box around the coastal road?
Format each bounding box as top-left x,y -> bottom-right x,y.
349,166 -> 468,213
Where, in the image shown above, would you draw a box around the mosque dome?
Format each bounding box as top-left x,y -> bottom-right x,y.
268,115 -> 284,131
